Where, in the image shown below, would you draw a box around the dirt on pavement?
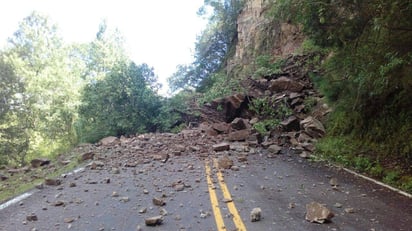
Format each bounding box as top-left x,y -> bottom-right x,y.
0,129 -> 411,231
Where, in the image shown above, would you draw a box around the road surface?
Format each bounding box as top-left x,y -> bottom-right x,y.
0,131 -> 411,231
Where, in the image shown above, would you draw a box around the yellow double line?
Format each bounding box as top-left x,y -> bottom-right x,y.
205,159 -> 247,231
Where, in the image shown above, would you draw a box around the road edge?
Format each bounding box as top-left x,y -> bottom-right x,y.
342,167 -> 412,199
0,167 -> 85,211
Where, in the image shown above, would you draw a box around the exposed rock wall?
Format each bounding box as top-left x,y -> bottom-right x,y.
229,0 -> 304,70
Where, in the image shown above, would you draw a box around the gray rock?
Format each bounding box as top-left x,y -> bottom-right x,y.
80,151 -> 94,161
250,207 -> 262,222
269,77 -> 304,92
0,173 -> 9,181
300,116 -> 325,139
111,167 -> 120,174
30,158 -> 50,168
305,202 -> 334,223
44,178 -> 61,186
159,208 -> 168,216
231,118 -> 250,130
345,207 -> 355,213
212,122 -> 230,134
26,213 -> 38,221
299,151 -> 311,159
267,144 -> 282,154
280,116 -> 300,132
64,217 -> 75,223
217,156 -> 233,169
88,161 -> 104,169
145,215 -> 163,226
139,207 -> 147,214
329,177 -> 339,187
173,183 -> 185,192
119,197 -> 130,202
231,165 -> 240,171
53,200 -> 65,206
213,142 -> 230,152
153,197 -> 166,206
99,136 -> 120,146
228,129 -> 250,141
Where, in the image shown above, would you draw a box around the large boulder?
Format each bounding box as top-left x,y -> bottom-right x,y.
211,94 -> 248,122
305,202 -> 334,223
230,118 -> 251,130
217,156 -> 234,169
212,122 -> 230,134
269,77 -> 304,92
300,116 -> 326,139
280,116 -> 300,132
228,129 -> 251,141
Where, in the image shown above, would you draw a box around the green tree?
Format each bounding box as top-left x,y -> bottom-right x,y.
0,54 -> 31,165
85,20 -> 128,81
168,0 -> 244,91
78,62 -> 162,142
4,11 -> 84,161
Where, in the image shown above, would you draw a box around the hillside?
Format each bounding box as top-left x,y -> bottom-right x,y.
188,0 -> 412,192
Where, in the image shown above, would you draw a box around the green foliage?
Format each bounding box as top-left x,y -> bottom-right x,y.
303,96 -> 317,113
249,96 -> 293,135
155,90 -> 199,133
274,0 -> 412,169
315,136 -> 353,166
299,39 -> 325,53
369,164 -> 384,178
249,97 -> 276,118
249,96 -> 292,120
198,72 -> 241,104
383,171 -> 401,185
353,156 -> 373,172
253,119 -> 278,136
78,62 -> 161,143
253,55 -> 284,78
85,20 -> 128,81
168,0 -> 244,91
401,177 -> 412,193
1,12 -> 83,165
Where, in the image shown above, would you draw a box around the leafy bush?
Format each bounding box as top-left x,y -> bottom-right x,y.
253,119 -> 279,136
383,171 -> 401,185
249,96 -> 293,120
253,55 -> 284,78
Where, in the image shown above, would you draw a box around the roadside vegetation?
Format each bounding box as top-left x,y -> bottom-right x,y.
269,0 -> 412,192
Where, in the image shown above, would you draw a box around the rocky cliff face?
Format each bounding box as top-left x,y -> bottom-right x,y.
229,0 -> 304,70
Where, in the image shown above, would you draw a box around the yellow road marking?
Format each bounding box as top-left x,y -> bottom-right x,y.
214,159 -> 247,231
205,161 -> 226,231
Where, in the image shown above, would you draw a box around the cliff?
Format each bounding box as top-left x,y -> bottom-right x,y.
229,0 -> 304,72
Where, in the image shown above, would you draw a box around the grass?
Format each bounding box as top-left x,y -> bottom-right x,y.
0,150 -> 82,204
315,135 -> 412,194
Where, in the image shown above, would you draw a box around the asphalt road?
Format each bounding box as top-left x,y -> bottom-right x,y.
0,137 -> 411,231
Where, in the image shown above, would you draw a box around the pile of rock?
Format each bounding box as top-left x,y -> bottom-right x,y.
197,54 -> 330,159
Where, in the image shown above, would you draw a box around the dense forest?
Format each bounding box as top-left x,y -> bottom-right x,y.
1,0 -> 411,192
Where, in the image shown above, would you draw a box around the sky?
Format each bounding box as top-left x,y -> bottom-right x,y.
0,0 -> 207,94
